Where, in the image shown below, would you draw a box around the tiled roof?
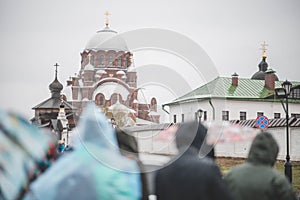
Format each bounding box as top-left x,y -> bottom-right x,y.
165,77 -> 300,105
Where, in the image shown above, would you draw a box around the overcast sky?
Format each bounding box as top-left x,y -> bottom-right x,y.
1,0 -> 299,119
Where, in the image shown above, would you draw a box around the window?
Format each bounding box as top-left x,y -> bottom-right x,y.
99,55 -> 104,65
91,55 -> 95,65
95,94 -> 105,106
118,57 -> 122,67
150,98 -> 157,111
85,56 -> 89,65
181,114 -> 184,122
274,113 -> 281,119
109,55 -> 114,65
111,94 -> 118,105
99,96 -> 104,105
173,115 -> 177,123
203,111 -> 207,121
291,88 -> 300,99
240,111 -> 247,120
257,112 -> 264,117
291,113 -> 300,118
222,111 -> 229,121
125,57 -> 130,67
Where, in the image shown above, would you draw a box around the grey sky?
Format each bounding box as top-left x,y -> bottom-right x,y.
1,0 -> 300,119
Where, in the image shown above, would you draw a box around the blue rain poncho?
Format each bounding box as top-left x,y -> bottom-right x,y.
0,110 -> 52,200
24,103 -> 141,200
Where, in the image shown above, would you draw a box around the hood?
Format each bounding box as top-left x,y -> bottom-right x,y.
72,103 -> 141,172
75,103 -> 119,152
247,132 -> 279,166
116,128 -> 138,154
74,103 -> 120,154
175,121 -> 215,159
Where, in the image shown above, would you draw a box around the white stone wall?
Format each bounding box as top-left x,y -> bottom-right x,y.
134,126 -> 300,161
216,126 -> 300,161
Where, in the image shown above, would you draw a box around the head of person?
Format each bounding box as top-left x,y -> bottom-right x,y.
247,132 -> 279,166
175,121 -> 215,159
75,103 -> 118,151
115,128 -> 138,158
57,140 -> 65,153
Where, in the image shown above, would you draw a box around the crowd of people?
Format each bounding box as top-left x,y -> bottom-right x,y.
0,103 -> 297,200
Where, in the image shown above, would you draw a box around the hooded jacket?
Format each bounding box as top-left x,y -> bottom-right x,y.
155,121 -> 232,200
25,103 -> 141,200
115,128 -> 149,200
224,132 -> 296,200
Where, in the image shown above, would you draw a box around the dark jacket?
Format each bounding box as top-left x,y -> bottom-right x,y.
155,121 -> 232,200
224,132 -> 296,200
116,128 -> 149,200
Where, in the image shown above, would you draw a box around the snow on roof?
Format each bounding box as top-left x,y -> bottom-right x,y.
85,28 -> 128,51
108,101 -> 136,114
148,110 -> 160,116
96,69 -> 107,74
116,70 -> 125,75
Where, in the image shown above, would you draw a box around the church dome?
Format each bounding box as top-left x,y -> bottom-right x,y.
49,77 -> 63,97
251,53 -> 279,81
85,27 -> 128,51
258,59 -> 268,72
49,78 -> 63,92
251,71 -> 265,80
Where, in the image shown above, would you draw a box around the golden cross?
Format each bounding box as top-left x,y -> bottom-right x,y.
104,11 -> 110,27
260,41 -> 268,57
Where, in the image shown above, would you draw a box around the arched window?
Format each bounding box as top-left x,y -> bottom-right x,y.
91,55 -> 95,65
112,95 -> 118,104
109,55 -> 114,66
95,93 -> 105,106
111,94 -> 122,105
118,57 -> 122,67
85,55 -> 89,65
99,96 -> 104,105
150,97 -> 157,111
125,57 -> 129,67
99,55 -> 104,65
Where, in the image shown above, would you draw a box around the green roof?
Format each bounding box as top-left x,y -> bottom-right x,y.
165,77 -> 300,105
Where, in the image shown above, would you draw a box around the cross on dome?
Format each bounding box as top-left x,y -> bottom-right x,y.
104,11 -> 110,27
54,63 -> 59,79
260,41 -> 268,58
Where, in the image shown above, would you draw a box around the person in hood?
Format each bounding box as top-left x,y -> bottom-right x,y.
57,140 -> 65,154
224,132 -> 296,200
24,103 -> 141,200
115,128 -> 149,200
155,121 -> 232,200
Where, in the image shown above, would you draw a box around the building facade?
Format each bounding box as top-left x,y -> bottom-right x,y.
163,49 -> 300,123
64,16 -> 160,126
